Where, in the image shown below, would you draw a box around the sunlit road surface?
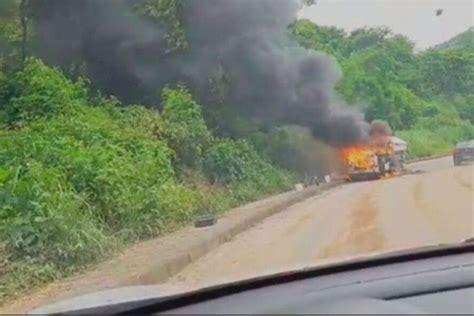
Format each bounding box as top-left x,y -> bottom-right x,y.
168,156 -> 474,290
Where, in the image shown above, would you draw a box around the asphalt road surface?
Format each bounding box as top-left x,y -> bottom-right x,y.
168,156 -> 474,289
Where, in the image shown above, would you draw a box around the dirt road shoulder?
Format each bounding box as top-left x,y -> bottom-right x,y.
0,182 -> 342,313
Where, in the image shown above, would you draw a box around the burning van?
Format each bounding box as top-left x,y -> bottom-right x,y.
340,121 -> 407,181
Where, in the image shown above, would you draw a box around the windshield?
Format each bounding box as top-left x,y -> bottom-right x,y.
0,0 -> 473,313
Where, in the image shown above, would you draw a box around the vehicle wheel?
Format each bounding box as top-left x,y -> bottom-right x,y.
454,159 -> 461,166
390,155 -> 402,173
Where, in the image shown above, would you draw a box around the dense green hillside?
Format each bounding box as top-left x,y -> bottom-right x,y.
290,19 -> 474,158
0,59 -> 293,302
434,27 -> 474,50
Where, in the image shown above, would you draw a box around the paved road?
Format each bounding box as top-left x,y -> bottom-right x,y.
168,157 -> 474,289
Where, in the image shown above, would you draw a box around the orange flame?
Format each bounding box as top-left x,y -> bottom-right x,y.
340,140 -> 395,173
340,144 -> 378,170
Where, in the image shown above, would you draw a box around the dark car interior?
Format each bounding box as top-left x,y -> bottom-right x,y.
31,243 -> 474,314
111,243 -> 474,314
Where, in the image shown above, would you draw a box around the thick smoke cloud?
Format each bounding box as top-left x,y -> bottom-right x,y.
31,0 -> 369,146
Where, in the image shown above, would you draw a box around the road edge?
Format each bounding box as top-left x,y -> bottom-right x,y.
134,181 -> 344,285
1,181 -> 344,313
407,153 -> 451,164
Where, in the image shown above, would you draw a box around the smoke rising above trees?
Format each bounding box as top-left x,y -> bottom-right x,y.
28,0 -> 369,146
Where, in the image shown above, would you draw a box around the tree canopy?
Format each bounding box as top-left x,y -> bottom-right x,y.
289,19 -> 474,128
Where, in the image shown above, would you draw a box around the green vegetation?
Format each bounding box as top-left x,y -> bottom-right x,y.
290,20 -> 474,158
0,0 -> 473,304
434,27 -> 474,51
0,59 -> 292,303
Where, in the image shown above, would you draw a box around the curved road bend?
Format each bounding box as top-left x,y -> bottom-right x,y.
168,157 -> 473,289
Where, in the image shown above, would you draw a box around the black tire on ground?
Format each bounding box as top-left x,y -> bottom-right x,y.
350,173 -> 380,182
454,159 -> 461,166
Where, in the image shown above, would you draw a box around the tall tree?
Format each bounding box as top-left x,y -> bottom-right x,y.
19,0 -> 29,65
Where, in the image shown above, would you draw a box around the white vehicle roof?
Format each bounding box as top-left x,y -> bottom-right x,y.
390,136 -> 407,151
389,136 -> 407,145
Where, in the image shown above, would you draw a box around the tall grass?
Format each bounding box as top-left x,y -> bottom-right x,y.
397,124 -> 474,159
0,60 -> 293,303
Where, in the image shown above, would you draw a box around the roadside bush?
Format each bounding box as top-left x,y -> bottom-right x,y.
0,63 -> 293,303
0,111 -> 176,234
396,102 -> 474,159
156,182 -> 202,225
249,127 -> 336,178
204,139 -> 293,191
0,163 -> 113,304
397,123 -> 474,158
161,86 -> 211,169
0,163 -> 110,267
99,98 -> 164,140
204,139 -> 262,184
0,58 -> 87,124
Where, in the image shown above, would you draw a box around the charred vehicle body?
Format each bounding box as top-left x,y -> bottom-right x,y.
340,121 -> 407,181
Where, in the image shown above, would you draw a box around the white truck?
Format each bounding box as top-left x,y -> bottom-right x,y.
389,136 -> 408,168
346,136 -> 408,181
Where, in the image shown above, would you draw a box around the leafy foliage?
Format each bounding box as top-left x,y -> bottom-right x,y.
135,0 -> 187,50
0,62 -> 292,303
161,86 -> 211,169
0,0 -> 23,70
289,19 -> 346,58
205,139 -> 265,183
434,27 -> 474,51
249,127 -> 335,177
414,48 -> 474,97
204,139 -> 293,202
0,58 -> 87,124
290,20 -> 474,151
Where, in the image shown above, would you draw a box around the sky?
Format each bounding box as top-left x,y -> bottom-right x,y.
298,0 -> 473,50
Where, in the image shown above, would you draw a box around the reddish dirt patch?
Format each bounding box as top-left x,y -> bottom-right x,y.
318,189 -> 386,259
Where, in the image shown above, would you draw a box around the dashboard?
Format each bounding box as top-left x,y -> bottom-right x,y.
30,244 -> 474,314
159,252 -> 474,314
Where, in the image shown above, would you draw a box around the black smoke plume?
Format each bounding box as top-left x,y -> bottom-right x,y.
30,0 -> 369,146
